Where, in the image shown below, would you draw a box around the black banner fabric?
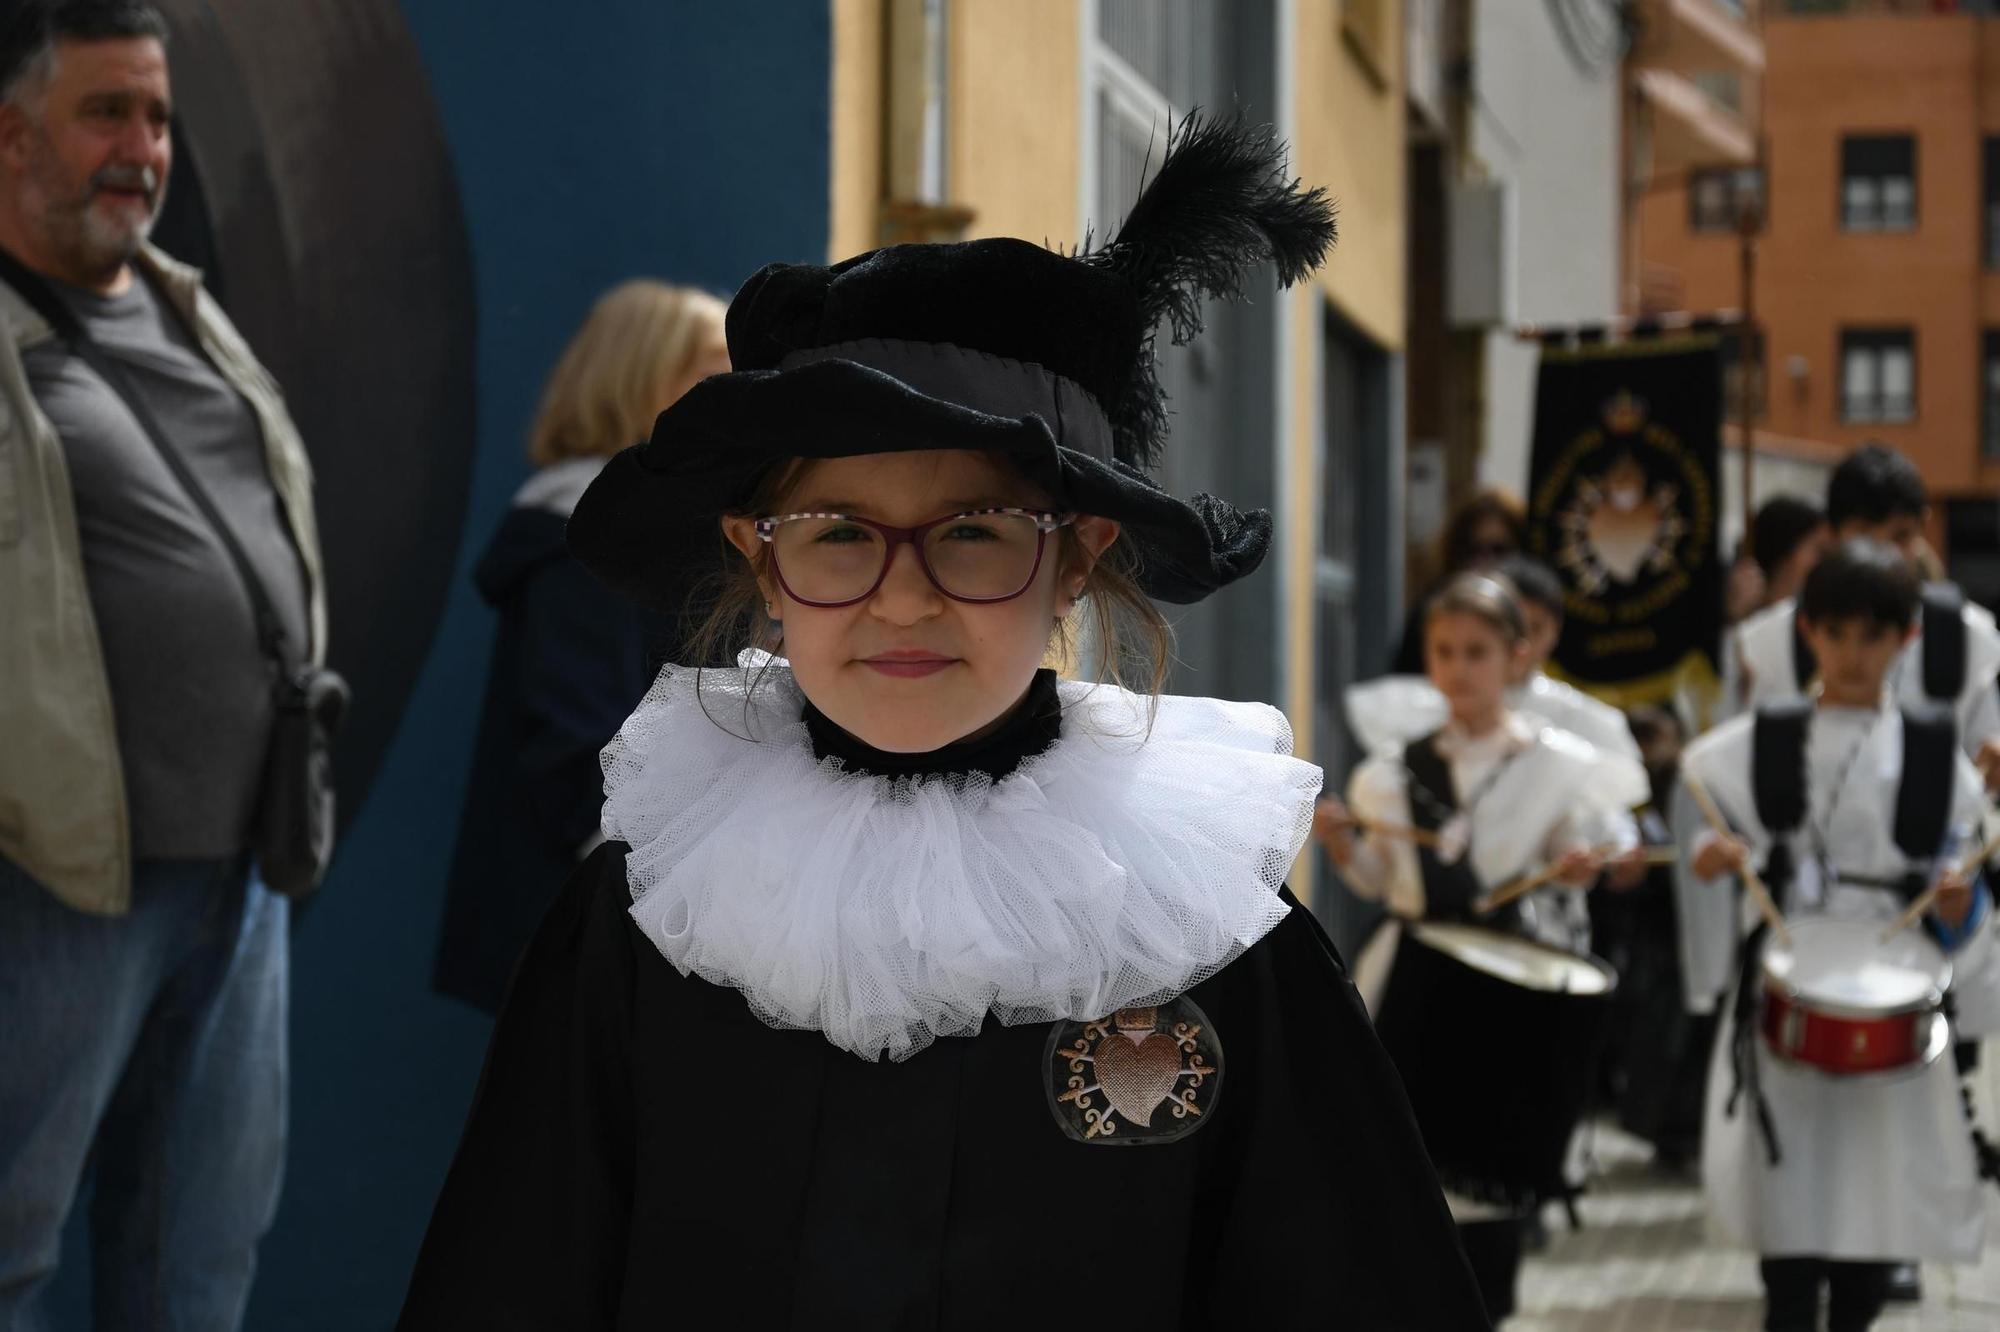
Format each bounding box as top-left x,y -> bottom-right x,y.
1525,341 -> 1723,707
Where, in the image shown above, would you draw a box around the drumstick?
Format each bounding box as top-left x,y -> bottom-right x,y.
1476,858 -> 1586,915
1354,817 -> 1443,850
1684,775 -> 1792,948
1878,824 -> 2000,943
1473,844 -> 1682,917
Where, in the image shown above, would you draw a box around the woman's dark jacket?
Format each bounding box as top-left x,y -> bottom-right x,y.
433,468 -> 660,1013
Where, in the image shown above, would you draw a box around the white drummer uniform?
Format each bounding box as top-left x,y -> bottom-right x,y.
1727,593 -> 2000,754
1679,702 -> 1996,1263
1343,712 -> 1642,987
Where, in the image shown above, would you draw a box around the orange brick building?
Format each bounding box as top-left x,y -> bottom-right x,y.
1634,5 -> 2000,562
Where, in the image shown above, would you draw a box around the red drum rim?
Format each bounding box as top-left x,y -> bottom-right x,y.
1760,1008 -> 1952,1083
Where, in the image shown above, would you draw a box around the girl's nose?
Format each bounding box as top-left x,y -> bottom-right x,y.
868,540 -> 943,624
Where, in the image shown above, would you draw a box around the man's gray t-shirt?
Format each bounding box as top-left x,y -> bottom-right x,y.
24,273 -> 309,859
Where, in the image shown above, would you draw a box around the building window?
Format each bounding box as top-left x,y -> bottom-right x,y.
1984,331 -> 2000,460
1841,328 -> 1915,424
1841,135 -> 1915,232
1690,167 -> 1764,233
1692,70 -> 1742,117
1985,139 -> 2000,269
1721,327 -> 1766,419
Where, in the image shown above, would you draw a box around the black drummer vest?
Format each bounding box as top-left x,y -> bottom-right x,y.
1790,584 -> 1967,701
1401,735 -> 1522,931
1749,698 -> 1958,906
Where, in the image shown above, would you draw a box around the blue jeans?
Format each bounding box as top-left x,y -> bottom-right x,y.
0,855 -> 287,1331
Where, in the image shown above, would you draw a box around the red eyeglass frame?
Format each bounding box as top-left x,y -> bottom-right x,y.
754,508 -> 1071,608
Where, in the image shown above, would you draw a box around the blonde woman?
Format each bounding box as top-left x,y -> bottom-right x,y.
435,280 -> 729,1013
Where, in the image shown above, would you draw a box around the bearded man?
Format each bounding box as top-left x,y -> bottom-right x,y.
0,3 -> 325,1328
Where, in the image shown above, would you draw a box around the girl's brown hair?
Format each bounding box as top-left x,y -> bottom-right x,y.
1425,572 -> 1526,644
684,457 -> 1174,698
527,280 -> 728,467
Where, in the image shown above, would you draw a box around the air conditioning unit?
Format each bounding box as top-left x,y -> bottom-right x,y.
1449,179 -> 1515,330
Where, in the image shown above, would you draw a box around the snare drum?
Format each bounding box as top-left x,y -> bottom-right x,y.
1758,917 -> 1952,1077
1374,922 -> 1617,1203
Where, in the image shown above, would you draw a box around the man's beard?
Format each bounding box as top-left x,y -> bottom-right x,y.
22,136 -> 164,282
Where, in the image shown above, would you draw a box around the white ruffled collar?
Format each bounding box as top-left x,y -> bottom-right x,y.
599,659 -> 1322,1061
1434,710 -> 1536,759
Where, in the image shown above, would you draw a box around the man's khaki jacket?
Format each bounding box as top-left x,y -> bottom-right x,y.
0,243 -> 326,915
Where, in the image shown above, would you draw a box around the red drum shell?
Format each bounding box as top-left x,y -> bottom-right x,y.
1756,917 -> 1949,1078
1759,986 -> 1936,1075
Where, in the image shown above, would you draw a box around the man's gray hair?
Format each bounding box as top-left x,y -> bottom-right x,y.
0,1 -> 168,109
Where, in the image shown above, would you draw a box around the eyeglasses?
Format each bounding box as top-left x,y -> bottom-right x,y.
755,508 -> 1070,608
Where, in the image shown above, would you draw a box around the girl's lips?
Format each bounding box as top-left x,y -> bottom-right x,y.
861,653 -> 958,679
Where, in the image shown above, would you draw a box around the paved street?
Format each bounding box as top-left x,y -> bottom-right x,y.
1515,1060 -> 2000,1330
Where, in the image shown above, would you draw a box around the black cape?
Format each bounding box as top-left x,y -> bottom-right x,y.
401,679 -> 1490,1330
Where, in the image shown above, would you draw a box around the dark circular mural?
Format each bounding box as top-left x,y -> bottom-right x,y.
153,0 -> 477,823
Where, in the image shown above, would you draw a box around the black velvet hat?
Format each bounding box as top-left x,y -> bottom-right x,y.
569,113 -> 1336,609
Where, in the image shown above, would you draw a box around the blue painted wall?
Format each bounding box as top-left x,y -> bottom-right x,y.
242,4 -> 830,1325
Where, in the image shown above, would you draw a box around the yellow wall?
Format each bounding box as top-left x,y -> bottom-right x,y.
830,0 -> 886,261
1283,2 -> 1408,757
1293,1 -> 1407,353
946,0 -> 1082,246
831,0 -> 1080,259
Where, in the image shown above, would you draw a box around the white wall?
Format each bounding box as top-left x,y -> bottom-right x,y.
1469,0 -> 1622,497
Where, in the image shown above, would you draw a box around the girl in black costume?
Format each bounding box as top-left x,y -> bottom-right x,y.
399,116 -> 1489,1330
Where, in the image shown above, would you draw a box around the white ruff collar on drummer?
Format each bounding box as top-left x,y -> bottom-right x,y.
599,657 -> 1323,1062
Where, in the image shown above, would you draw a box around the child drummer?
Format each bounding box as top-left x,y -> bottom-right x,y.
1680,538 -> 1994,1332
1316,572 -> 1642,962
1315,572 -> 1640,1323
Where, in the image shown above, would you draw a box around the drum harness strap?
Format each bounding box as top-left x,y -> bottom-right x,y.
1402,734 -> 1526,933
1740,700 -> 1966,1168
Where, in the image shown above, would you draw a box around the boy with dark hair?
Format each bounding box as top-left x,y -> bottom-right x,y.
1734,444 -> 2000,792
1749,495 -> 1829,610
1826,443 -> 1929,551
1679,538 -> 1996,1332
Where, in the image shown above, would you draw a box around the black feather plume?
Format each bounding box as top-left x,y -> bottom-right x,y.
1081,110 -> 1336,469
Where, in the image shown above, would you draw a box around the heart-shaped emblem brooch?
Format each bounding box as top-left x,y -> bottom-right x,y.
1044,998 -> 1222,1145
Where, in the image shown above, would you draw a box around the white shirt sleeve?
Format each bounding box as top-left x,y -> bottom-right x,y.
1958,674 -> 2000,762
1671,778 -> 1737,1013
1344,754 -> 1422,917
1944,600 -> 2000,761
1673,718 -> 1766,1014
